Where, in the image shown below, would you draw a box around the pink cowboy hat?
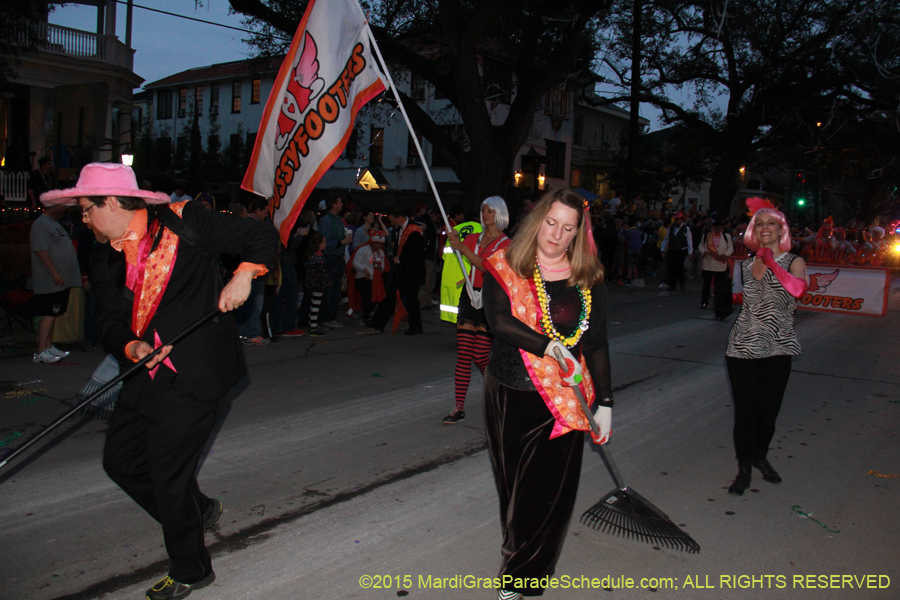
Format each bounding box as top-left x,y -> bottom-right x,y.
40,163 -> 170,205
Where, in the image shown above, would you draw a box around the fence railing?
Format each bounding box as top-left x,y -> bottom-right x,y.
0,172 -> 29,202
11,22 -> 133,70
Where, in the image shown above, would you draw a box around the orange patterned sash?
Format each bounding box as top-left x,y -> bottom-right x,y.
485,249 -> 595,438
128,202 -> 186,338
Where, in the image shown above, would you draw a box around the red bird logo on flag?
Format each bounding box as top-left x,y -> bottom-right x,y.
807,270 -> 839,293
276,31 -> 326,150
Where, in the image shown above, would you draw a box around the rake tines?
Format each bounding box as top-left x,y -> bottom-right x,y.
546,347 -> 701,555
581,487 -> 701,554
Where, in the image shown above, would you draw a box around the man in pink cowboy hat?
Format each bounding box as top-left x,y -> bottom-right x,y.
41,163 -> 277,600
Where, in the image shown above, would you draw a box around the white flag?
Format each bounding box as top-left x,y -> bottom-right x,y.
242,0 -> 387,243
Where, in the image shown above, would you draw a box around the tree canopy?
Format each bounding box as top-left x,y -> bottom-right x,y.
598,0 -> 900,216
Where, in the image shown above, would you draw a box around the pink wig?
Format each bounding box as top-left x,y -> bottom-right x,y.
744,207 -> 792,253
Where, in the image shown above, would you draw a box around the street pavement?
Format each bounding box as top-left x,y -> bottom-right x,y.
1,274 -> 898,600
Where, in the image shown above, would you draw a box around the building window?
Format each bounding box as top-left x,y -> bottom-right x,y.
246,131 -> 257,155
407,131 -> 425,166
545,140 -> 566,179
593,121 -> 606,149
157,90 -> 172,119
251,79 -> 261,104
210,84 -> 220,115
573,115 -> 584,147
178,87 -> 187,117
409,75 -> 426,100
481,57 -> 512,104
194,86 -> 203,116
544,88 -> 568,118
570,168 -> 581,188
344,126 -> 358,159
232,81 -> 242,113
369,127 -> 383,166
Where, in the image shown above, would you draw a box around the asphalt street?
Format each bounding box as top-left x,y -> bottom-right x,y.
1,275 -> 898,600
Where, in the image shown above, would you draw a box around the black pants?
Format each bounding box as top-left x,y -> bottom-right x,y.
369,280 -> 422,333
355,277 -> 374,320
725,355 -> 792,462
701,269 -> 734,320
103,382 -> 219,584
666,248 -> 688,288
484,371 -> 583,596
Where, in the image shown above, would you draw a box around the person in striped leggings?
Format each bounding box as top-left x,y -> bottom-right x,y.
303,233 -> 329,337
443,197 -> 511,424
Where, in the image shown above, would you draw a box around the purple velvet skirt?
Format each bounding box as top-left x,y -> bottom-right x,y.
484,370 -> 584,596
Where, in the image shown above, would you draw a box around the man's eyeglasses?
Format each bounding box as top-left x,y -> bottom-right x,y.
80,204 -> 98,218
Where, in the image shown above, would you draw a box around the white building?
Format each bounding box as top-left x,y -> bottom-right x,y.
136,55 -> 636,207
1,0 -> 142,201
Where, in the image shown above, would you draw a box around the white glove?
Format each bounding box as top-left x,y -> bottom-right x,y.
591,405 -> 612,444
546,340 -> 582,386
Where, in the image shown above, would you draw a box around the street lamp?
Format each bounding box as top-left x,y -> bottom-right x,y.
121,153 -> 134,166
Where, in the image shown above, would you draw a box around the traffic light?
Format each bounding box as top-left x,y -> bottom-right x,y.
797,198 -> 805,206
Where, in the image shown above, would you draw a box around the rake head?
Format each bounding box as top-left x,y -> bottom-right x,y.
581,486 -> 700,554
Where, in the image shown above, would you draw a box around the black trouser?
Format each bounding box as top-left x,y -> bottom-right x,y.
701,270 -> 725,305
666,248 -> 688,288
103,382 -> 219,584
369,280 -> 422,333
355,277 -> 373,320
484,371 -> 583,596
725,355 -> 792,462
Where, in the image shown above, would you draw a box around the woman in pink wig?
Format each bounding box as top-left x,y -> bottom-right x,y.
725,199 -> 808,495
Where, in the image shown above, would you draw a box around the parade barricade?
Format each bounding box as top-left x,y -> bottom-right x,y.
732,257 -> 890,318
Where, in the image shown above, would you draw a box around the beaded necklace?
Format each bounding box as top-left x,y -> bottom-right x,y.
533,258 -> 591,347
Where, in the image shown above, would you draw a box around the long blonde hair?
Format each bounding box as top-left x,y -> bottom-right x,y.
505,188 -> 603,289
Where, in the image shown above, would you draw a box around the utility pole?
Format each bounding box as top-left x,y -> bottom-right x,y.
625,0 -> 642,204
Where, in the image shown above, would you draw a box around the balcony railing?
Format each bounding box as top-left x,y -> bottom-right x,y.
0,171 -> 29,202
12,21 -> 134,70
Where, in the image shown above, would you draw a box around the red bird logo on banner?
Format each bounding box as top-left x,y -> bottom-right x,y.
276,31 -> 325,150
807,270 -> 839,293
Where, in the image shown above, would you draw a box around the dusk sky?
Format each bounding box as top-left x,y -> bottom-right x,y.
50,1 -> 665,128
50,0 -> 253,89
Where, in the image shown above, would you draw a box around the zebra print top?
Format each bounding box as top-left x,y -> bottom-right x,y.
726,252 -> 801,359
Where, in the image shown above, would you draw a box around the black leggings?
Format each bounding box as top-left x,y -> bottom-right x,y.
725,355 -> 792,462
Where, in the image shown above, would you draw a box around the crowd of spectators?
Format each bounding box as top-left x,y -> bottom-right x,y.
6,160 -> 899,361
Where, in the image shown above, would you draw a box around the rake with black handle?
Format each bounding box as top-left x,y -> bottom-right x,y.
0,308 -> 222,470
551,347 -> 700,554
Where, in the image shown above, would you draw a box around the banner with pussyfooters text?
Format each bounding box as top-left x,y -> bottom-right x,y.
732,259 -> 890,318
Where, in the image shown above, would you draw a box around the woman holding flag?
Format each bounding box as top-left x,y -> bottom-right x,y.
481,189 -> 613,600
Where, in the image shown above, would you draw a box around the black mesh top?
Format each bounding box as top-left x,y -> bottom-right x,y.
483,271 -> 613,405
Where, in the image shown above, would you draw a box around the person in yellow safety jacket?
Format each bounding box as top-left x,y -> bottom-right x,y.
439,220 -> 482,323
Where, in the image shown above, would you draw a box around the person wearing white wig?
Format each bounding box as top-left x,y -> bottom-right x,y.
443,196 -> 511,424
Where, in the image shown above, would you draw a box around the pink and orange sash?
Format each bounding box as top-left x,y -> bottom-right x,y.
126,202 -> 186,338
485,249 -> 595,438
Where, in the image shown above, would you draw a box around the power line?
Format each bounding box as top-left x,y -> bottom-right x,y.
113,0 -> 291,40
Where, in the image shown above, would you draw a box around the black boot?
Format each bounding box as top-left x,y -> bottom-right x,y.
753,452 -> 782,483
728,460 -> 752,495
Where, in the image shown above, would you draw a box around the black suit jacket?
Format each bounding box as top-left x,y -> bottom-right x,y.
92,201 -> 278,401
396,224 -> 425,290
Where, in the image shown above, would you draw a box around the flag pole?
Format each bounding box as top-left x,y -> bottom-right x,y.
364,24 -> 476,302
